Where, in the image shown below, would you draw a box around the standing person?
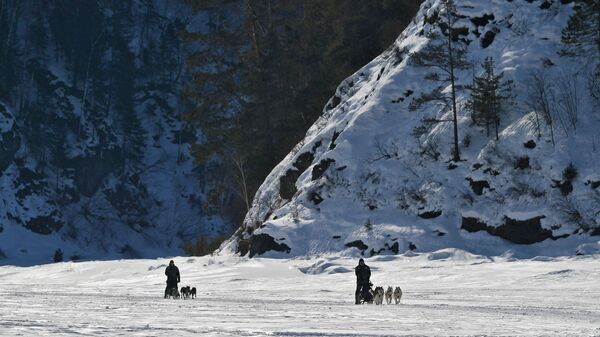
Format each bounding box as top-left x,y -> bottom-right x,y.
354,258 -> 371,304
164,260 -> 180,298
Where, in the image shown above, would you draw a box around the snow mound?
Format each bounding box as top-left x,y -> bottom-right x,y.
299,260 -> 353,275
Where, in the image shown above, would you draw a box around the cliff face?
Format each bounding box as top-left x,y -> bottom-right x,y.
0,1 -> 229,265
222,0 -> 600,259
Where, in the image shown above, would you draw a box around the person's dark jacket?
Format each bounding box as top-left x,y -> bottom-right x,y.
165,265 -> 180,285
355,264 -> 371,284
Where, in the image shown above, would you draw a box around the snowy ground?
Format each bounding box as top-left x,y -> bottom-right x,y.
1,250 -> 599,336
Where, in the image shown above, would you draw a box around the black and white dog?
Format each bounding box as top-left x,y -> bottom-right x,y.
190,287 -> 196,299
165,287 -> 180,299
373,286 -> 385,305
180,286 -> 191,299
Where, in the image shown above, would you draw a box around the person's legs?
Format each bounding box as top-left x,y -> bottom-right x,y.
165,280 -> 176,298
355,283 -> 363,304
362,283 -> 371,303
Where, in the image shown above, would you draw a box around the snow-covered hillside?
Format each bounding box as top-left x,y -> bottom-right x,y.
0,1 -> 232,265
222,0 -> 600,258
1,251 -> 599,336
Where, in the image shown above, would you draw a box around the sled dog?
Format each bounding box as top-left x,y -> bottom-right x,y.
385,286 -> 393,304
373,286 -> 385,305
166,287 -> 180,299
393,286 -> 402,304
180,286 -> 191,299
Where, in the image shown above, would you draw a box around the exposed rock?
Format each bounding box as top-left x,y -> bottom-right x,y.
329,131 -> 341,150
466,177 -> 491,195
433,229 -> 446,236
461,217 -> 489,233
551,179 -> 573,196
524,140 -> 537,149
587,180 -> 600,189
247,233 -> 291,257
462,215 -> 553,244
514,156 -> 530,170
495,216 -> 551,244
279,151 -> 316,200
327,95 -> 342,111
345,240 -> 368,254
24,213 -> 63,235
484,168 -> 500,176
312,158 -> 335,181
308,190 -> 324,205
418,209 -> 442,219
470,13 -> 495,27
539,1 -> 552,9
293,152 -> 315,172
481,30 -> 497,48
279,169 -> 301,200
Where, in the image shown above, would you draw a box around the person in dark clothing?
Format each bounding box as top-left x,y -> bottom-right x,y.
164,260 -> 180,298
355,258 -> 371,304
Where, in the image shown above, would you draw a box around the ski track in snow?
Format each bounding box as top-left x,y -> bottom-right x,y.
1,253 -> 600,336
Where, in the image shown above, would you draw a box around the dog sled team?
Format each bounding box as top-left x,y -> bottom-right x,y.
164,260 -> 196,299
355,258 -> 402,305
164,258 -> 402,305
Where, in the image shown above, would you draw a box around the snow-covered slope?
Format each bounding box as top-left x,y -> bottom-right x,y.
222,0 -> 600,258
1,252 -> 599,336
0,1 -> 230,266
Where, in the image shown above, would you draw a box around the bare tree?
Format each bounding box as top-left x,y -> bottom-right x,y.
227,151 -> 252,214
527,71 -> 555,146
555,71 -> 580,135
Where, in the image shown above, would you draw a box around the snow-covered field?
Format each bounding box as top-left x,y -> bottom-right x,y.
1,250 -> 599,336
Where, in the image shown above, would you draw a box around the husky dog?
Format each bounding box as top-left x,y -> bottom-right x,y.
373,286 -> 385,305
385,286 -> 393,304
393,286 -> 403,304
357,283 -> 374,304
165,287 -> 180,299
180,286 -> 191,299
190,287 -> 197,299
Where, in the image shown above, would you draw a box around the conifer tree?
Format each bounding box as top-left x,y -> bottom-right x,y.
469,57 -> 513,140
561,0 -> 600,102
410,0 -> 469,162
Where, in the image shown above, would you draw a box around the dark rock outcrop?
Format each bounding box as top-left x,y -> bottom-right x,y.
524,140 -> 537,149
312,158 -> 335,181
462,215 -> 554,244
279,151 -> 315,200
240,233 -> 291,258
466,177 -> 491,195
345,240 -> 368,255
24,213 -> 63,235
551,179 -> 573,196
418,209 -> 442,219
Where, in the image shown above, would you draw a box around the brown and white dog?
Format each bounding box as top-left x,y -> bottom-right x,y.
393,286 -> 403,304
385,286 -> 393,304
